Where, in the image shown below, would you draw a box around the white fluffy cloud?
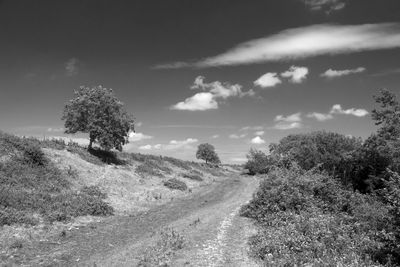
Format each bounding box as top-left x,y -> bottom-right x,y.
307,112 -> 334,121
139,144 -> 152,150
255,130 -> 265,136
251,136 -> 266,144
307,104 -> 368,122
211,134 -> 220,139
254,72 -> 282,88
171,92 -> 218,111
65,58 -> 80,76
321,67 -> 366,78
171,76 -> 254,111
330,104 -> 369,117
128,132 -> 153,142
281,66 -> 309,83
156,23 -> 400,68
273,112 -> 303,130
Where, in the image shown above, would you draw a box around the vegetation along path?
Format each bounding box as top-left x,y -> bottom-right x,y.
18,173 -> 260,266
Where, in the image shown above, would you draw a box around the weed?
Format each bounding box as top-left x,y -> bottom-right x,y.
138,228 -> 185,266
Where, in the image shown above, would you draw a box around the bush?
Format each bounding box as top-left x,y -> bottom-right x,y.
163,178 -> 187,191
182,172 -> 203,181
244,149 -> 271,175
240,168 -> 395,266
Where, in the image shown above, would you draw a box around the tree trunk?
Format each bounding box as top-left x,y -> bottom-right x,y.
88,133 -> 95,150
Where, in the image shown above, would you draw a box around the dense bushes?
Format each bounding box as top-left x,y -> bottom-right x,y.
241,168 -> 397,266
0,133 -> 113,226
163,178 -> 187,191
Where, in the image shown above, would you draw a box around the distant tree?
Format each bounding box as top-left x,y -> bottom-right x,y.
196,143 -> 221,165
62,86 -> 134,151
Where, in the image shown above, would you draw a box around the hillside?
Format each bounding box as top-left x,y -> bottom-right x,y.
0,132 -> 236,265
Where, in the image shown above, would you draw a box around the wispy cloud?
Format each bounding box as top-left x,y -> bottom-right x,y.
211,134 -> 220,139
240,126 -> 264,131
273,112 -> 303,130
321,67 -> 366,78
281,66 -> 309,83
307,112 -> 334,121
156,23 -> 400,68
251,136 -> 266,144
171,76 -> 254,111
255,130 -> 265,136
302,0 -> 346,13
65,57 -> 80,76
254,72 -> 282,88
229,133 -> 247,139
139,138 -> 198,151
47,127 -> 65,133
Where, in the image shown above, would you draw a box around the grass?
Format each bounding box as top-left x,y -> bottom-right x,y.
240,167 -> 394,266
182,172 -> 203,181
135,158 -> 173,178
0,132 -> 113,226
163,178 -> 188,191
137,228 -> 185,266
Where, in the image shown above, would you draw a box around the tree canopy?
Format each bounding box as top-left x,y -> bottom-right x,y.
196,143 -> 221,164
62,86 -> 134,151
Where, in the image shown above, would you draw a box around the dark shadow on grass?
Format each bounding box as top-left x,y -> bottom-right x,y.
88,148 -> 127,165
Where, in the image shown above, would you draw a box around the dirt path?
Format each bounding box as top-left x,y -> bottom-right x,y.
16,174 -> 260,266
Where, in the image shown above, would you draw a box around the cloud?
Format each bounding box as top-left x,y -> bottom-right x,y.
171,92 -> 218,111
308,104 -> 368,121
171,76 -> 254,111
255,131 -> 265,136
275,112 -> 302,123
307,112 -> 334,121
251,136 -> 266,144
139,144 -> 152,150
330,104 -> 368,117
128,132 -> 153,142
211,134 -> 220,139
302,0 -> 346,13
137,138 -> 198,151
47,127 -> 65,133
240,126 -> 264,131
229,133 -> 247,139
321,67 -> 366,78
65,58 -> 80,76
281,66 -> 309,83
156,23 -> 400,68
254,72 -> 282,88
273,112 -> 303,130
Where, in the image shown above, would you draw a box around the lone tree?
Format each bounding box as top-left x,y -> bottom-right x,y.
62,86 -> 134,151
196,143 -> 221,165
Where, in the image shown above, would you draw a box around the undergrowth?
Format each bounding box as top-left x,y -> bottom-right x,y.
182,172 -> 203,181
241,168 -> 397,266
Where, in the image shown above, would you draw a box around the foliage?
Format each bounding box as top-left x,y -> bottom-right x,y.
241,168 -> 395,266
196,143 -> 221,165
62,85 -> 134,151
163,156 -> 192,170
163,178 -> 187,191
244,149 -> 271,175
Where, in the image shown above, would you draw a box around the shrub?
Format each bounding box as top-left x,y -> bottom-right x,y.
163,178 -> 187,191
244,149 -> 271,175
182,172 -> 203,181
240,168 -> 395,266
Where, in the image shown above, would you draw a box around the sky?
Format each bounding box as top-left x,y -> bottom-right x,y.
1,0 -> 400,163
